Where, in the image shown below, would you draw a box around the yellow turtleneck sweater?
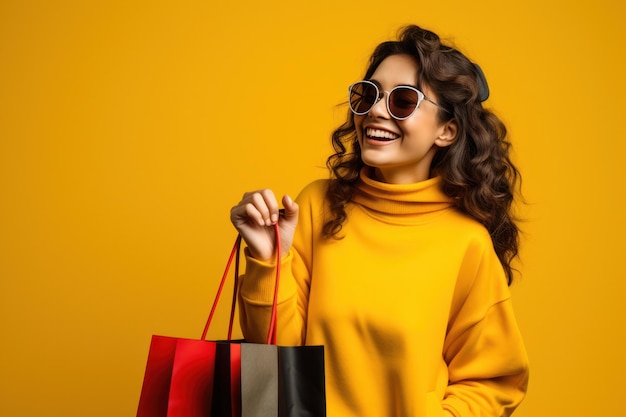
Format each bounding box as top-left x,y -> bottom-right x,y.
238,170 -> 529,417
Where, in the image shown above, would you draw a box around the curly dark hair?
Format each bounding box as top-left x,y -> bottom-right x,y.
324,25 -> 522,285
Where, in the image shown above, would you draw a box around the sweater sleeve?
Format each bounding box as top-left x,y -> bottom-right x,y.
237,249 -> 308,345
237,181 -> 322,346
441,235 -> 530,417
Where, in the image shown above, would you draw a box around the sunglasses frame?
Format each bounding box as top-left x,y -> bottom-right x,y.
348,80 -> 443,120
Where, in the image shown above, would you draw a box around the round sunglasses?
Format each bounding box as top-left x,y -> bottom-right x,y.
348,80 -> 444,120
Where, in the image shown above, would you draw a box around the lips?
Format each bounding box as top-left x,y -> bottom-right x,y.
365,127 -> 399,141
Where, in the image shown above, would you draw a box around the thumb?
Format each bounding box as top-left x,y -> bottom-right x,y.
281,194 -> 299,221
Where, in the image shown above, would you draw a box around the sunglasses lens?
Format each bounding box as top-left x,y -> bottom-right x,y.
389,88 -> 419,119
350,82 -> 378,114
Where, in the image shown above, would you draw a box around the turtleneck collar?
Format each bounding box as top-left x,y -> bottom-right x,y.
352,167 -> 455,218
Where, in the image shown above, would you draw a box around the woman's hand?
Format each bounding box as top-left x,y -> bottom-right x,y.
230,189 -> 299,262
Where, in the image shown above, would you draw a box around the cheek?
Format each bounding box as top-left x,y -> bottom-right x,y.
401,117 -> 437,137
354,116 -> 364,140
397,122 -> 416,139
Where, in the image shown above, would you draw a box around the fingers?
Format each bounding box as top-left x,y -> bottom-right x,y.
251,189 -> 280,226
231,189 -> 280,228
230,190 -> 299,261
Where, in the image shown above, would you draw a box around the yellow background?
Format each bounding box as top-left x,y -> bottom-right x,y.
1,0 -> 624,416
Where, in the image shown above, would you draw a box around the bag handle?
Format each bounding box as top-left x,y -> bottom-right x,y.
201,223 -> 281,345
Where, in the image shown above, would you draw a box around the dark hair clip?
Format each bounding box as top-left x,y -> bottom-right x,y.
473,63 -> 490,102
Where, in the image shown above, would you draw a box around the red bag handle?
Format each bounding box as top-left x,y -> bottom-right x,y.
201,223 -> 281,345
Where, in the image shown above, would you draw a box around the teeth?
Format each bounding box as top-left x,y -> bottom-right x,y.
366,128 -> 398,140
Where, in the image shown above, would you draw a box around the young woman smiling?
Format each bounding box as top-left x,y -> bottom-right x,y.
230,25 -> 529,417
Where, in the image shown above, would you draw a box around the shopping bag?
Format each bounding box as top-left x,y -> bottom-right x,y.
240,344 -> 326,417
136,236 -> 245,417
211,341 -> 241,417
137,225 -> 326,417
136,335 -> 214,417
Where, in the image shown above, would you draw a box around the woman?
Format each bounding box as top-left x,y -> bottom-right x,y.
230,25 -> 529,417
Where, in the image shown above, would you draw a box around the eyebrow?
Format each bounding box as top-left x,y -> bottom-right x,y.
367,78 -> 420,90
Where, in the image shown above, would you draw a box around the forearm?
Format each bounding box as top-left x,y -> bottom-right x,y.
238,249 -> 308,345
443,301 -> 529,416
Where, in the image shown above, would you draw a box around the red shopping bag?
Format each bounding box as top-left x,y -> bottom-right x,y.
136,235 -> 250,417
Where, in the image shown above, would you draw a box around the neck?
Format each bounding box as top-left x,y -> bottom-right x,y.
372,166 -> 431,184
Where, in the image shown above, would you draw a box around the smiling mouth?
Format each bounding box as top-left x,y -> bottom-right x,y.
366,127 -> 399,141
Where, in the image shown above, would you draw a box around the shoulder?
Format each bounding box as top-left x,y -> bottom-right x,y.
442,208 -> 493,249
295,179 -> 329,205
440,209 -> 505,281
293,179 -> 330,227
443,211 -> 511,301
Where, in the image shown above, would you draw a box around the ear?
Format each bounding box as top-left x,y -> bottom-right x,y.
434,119 -> 458,148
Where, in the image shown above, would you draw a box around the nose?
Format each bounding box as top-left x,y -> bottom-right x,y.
368,91 -> 391,119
